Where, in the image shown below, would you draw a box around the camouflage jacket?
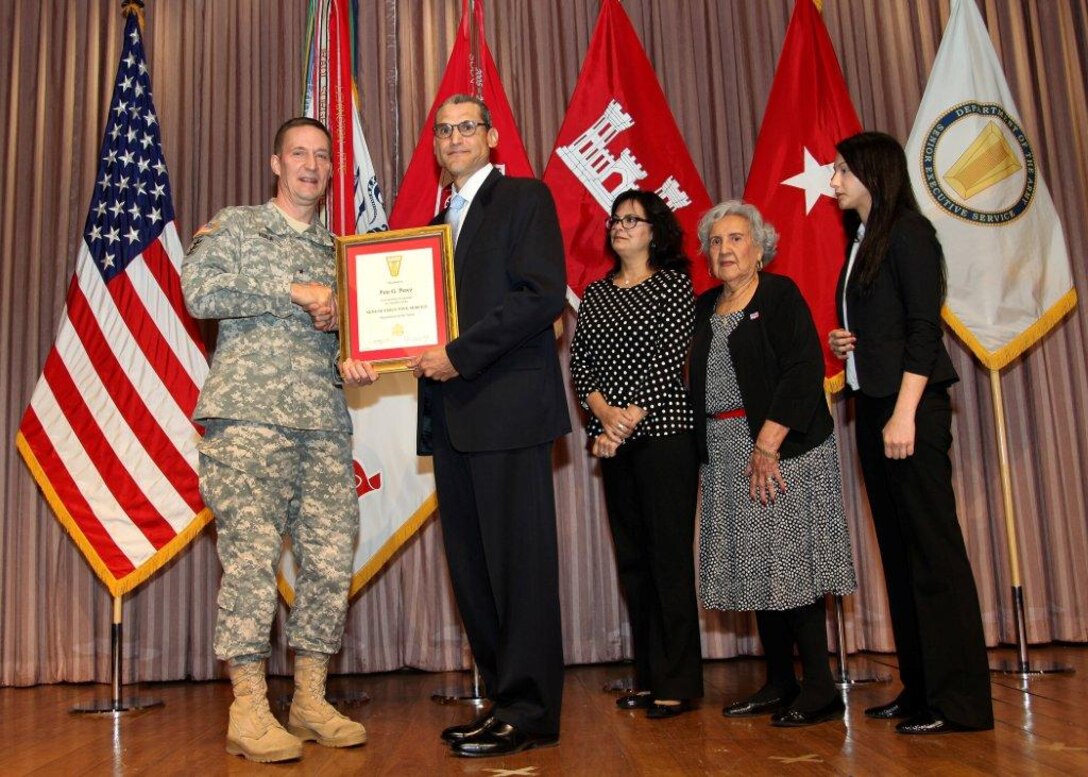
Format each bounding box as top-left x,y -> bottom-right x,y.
181,201 -> 350,432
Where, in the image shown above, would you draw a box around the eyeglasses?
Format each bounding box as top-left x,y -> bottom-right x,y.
434,120 -> 491,139
605,215 -> 652,230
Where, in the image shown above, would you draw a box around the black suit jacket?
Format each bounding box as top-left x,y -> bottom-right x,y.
417,169 -> 571,453
835,210 -> 958,398
690,272 -> 833,464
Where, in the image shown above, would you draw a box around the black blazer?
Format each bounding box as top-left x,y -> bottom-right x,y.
690,272 -> 833,464
835,210 -> 958,398
417,169 -> 571,453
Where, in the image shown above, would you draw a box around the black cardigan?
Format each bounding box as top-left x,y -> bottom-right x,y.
690,272 -> 833,464
834,210 -> 958,397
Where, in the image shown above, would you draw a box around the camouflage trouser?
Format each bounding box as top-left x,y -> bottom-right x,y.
198,420 -> 358,661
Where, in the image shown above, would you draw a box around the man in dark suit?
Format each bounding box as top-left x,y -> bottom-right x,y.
409,94 -> 570,758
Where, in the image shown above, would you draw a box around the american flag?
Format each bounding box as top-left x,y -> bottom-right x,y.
15,10 -> 210,596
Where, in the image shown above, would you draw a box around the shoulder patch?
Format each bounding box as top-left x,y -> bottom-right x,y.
194,220 -> 221,239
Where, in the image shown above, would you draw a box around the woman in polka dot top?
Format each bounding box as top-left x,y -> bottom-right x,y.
569,189 -> 703,719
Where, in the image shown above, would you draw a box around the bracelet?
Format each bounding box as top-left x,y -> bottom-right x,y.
753,444 -> 780,461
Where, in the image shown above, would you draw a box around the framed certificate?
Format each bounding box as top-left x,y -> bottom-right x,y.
336,225 -> 458,372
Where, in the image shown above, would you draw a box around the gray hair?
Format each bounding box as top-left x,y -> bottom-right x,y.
696,200 -> 779,265
437,93 -> 492,128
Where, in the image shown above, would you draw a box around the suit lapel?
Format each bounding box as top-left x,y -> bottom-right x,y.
454,168 -> 502,297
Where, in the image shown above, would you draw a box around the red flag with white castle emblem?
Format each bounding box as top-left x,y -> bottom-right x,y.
542,0 -> 714,306
742,0 -> 862,390
389,0 -> 534,230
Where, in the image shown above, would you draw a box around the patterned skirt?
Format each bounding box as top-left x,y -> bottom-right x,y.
698,417 -> 857,611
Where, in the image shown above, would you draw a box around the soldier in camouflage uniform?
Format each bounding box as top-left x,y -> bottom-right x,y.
182,117 -> 376,764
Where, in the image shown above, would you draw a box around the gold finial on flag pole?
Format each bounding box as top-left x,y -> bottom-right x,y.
121,0 -> 145,30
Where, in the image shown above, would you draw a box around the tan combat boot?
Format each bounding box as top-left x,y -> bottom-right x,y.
226,659 -> 303,763
288,653 -> 368,747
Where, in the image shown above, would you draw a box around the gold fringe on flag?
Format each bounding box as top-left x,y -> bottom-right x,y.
15,432 -> 215,597
942,288 -> 1079,372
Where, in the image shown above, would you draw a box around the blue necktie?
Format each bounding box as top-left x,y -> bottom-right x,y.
445,193 -> 467,246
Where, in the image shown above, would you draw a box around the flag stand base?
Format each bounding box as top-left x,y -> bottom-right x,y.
602,675 -> 637,693
990,660 -> 1074,677
989,586 -> 1074,677
431,661 -> 487,706
71,696 -> 165,714
71,599 -> 163,714
272,689 -> 371,710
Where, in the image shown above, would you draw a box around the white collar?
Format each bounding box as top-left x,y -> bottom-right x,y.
452,163 -> 495,206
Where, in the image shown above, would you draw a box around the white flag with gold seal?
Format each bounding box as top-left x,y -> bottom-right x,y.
904,0 -> 1076,370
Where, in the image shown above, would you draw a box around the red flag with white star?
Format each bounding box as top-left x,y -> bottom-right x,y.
742,0 -> 861,389
389,0 -> 533,229
541,0 -> 714,306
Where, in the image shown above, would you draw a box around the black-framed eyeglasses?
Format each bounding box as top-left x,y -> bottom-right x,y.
605,215 -> 652,230
434,120 -> 491,139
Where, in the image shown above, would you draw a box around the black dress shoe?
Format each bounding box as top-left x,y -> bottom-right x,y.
895,712 -> 973,735
440,708 -> 496,743
616,692 -> 654,710
646,700 -> 693,719
722,687 -> 799,717
450,721 -> 559,758
770,697 -> 846,727
865,699 -> 916,719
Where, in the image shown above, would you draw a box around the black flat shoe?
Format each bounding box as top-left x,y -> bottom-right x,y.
722,686 -> 799,717
441,707 -> 496,743
450,720 -> 559,758
895,712 -> 975,735
770,697 -> 845,727
646,700 -> 693,719
865,699 -> 916,719
616,692 -> 654,710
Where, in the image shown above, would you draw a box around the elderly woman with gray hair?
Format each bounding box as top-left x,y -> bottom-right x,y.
689,200 -> 856,727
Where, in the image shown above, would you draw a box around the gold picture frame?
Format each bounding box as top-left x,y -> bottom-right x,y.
335,224 -> 458,373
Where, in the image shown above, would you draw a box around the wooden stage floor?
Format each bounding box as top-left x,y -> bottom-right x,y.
2,646 -> 1087,776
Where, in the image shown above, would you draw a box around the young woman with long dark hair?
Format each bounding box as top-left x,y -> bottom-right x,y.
829,131 -> 993,735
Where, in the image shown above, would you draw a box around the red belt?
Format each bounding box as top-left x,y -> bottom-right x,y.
709,408 -> 746,420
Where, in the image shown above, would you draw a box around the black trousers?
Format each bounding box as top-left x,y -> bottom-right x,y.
431,396 -> 564,736
855,387 -> 993,729
755,600 -> 836,709
600,432 -> 703,700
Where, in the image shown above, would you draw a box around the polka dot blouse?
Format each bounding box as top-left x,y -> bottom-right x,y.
569,268 -> 696,440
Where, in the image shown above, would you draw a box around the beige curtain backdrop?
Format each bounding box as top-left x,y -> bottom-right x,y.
1,0 -> 1085,686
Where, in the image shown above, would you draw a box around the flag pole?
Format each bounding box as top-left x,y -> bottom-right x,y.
469,0 -> 483,98
65,0 -> 176,714
430,1 -> 498,706
987,368 -> 1072,676
825,392 -> 888,689
71,593 -> 164,713
831,596 -> 889,689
